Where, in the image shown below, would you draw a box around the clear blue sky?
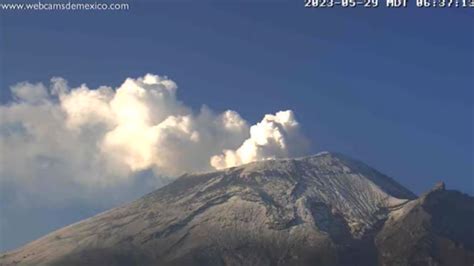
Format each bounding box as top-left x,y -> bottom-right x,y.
0,0 -> 472,251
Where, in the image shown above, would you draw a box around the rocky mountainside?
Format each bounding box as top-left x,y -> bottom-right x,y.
376,183 -> 474,265
1,152 -> 472,266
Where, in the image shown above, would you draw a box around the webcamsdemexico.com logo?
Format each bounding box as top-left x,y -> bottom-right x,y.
0,1 -> 130,11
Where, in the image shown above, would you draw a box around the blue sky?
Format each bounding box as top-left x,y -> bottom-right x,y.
1,1 -> 473,251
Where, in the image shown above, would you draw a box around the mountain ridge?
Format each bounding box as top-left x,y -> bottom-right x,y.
1,152 -> 472,266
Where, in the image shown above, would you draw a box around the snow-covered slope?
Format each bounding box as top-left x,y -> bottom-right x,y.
0,152 -> 444,266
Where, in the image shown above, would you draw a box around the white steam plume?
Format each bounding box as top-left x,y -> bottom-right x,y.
210,110 -> 308,169
0,74 -> 309,201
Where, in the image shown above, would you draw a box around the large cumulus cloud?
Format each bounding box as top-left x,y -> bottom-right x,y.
0,74 -> 308,202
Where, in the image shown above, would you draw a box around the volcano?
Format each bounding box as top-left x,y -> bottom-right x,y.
1,152 -> 473,266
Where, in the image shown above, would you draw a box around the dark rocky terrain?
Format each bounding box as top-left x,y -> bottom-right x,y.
1,152 -> 472,266
376,182 -> 474,266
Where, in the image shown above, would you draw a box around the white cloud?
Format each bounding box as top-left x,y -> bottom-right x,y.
210,110 -> 308,169
0,74 -> 309,204
10,82 -> 49,104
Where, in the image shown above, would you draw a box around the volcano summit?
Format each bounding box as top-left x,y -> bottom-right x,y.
1,152 -> 472,266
